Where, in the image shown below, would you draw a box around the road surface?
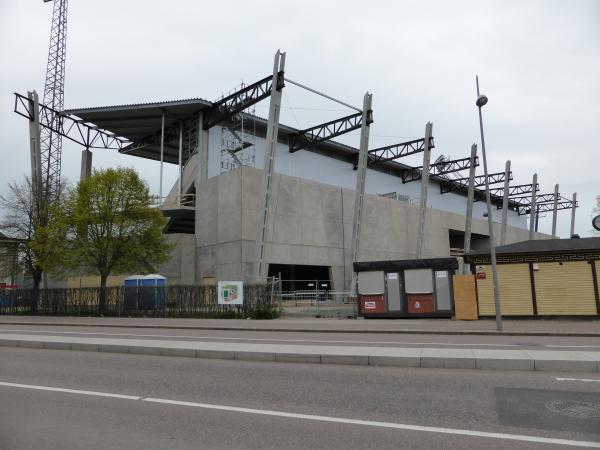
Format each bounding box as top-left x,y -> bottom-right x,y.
1,346 -> 599,449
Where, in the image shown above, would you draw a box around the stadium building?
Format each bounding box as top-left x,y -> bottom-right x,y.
65,92 -> 542,291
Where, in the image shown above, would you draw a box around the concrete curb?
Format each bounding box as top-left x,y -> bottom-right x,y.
1,335 -> 599,373
1,321 -> 599,337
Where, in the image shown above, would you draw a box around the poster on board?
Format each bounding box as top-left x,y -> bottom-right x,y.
218,281 -> 244,305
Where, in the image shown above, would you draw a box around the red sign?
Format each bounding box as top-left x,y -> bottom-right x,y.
360,295 -> 386,314
476,272 -> 486,279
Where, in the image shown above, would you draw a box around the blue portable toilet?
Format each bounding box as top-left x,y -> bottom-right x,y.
123,275 -> 143,311
140,274 -> 166,309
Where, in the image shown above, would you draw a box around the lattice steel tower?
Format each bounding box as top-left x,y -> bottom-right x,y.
40,0 -> 68,204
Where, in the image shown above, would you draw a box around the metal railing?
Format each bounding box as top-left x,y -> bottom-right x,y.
276,280 -> 357,319
0,282 -> 280,319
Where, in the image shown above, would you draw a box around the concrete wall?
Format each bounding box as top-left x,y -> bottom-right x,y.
157,233 -> 196,285
193,166 -> 542,290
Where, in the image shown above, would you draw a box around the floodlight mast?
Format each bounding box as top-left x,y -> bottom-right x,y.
40,0 -> 68,206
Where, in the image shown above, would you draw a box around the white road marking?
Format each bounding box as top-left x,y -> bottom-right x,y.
0,381 -> 141,400
555,377 -> 600,383
0,328 -> 523,347
547,345 -> 600,349
0,380 -> 598,448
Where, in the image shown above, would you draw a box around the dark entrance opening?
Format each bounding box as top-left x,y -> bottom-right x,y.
268,264 -> 331,291
448,229 -> 490,255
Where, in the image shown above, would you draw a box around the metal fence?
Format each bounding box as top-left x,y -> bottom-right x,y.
0,282 -> 279,319
276,279 -> 357,319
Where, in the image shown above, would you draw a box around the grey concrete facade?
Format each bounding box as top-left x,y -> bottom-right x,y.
157,234 -> 196,285
182,166 -> 542,290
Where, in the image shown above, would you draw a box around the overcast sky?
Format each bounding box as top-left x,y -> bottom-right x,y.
1,0 -> 598,237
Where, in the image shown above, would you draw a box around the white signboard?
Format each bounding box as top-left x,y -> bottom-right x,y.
218,281 -> 244,305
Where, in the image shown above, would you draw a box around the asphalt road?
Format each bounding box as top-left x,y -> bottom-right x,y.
1,347 -> 599,449
0,324 -> 598,351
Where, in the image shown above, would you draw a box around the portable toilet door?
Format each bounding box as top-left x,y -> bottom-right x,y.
123,275 -> 142,311
140,274 -> 166,309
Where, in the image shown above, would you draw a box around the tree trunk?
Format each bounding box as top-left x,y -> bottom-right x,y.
99,272 -> 108,315
31,267 -> 42,314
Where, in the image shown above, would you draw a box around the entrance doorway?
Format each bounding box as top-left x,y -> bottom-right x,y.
268,264 -> 331,291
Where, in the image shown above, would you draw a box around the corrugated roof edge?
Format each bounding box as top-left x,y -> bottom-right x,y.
464,237 -> 600,261
354,257 -> 459,272
64,97 -> 212,114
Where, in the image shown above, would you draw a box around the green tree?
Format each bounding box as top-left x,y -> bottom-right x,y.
48,167 -> 172,312
0,177 -> 66,311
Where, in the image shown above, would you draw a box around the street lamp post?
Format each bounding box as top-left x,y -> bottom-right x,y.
476,76 -> 503,332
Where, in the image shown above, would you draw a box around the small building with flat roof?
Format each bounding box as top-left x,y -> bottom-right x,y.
464,237 -> 600,317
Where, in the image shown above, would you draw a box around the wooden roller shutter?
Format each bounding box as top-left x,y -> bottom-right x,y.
534,261 -> 597,315
476,263 -> 533,316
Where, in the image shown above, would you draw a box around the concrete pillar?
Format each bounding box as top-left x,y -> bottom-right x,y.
500,160 -> 511,245
570,192 -> 577,237
80,148 -> 92,181
349,92 -> 373,292
416,122 -> 433,259
254,50 -> 286,280
552,183 -> 559,238
27,90 -> 42,218
159,112 -> 165,205
463,143 -> 477,274
529,173 -> 537,240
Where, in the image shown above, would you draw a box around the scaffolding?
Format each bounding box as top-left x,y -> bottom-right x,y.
219,82 -> 257,174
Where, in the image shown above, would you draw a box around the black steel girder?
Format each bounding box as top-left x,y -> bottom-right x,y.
518,199 -> 578,216
534,200 -> 578,213
513,193 -> 557,205
366,137 -> 434,167
402,156 -> 479,183
474,183 -> 539,203
203,72 -> 284,130
439,171 -> 512,194
488,183 -> 539,197
14,93 -> 130,150
288,110 -> 373,153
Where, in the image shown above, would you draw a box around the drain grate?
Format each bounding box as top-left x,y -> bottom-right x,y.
545,400 -> 600,419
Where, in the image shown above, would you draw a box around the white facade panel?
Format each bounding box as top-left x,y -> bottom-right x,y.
207,129 -> 526,229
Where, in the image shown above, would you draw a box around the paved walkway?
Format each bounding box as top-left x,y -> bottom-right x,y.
0,315 -> 598,336
2,332 -> 600,373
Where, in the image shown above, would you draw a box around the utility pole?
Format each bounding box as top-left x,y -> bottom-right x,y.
552,183 -> 559,238
463,143 -> 477,274
415,122 -> 434,259
500,160 -> 511,246
254,50 -> 286,280
529,173 -> 538,240
350,92 -> 373,292
476,75 -> 503,332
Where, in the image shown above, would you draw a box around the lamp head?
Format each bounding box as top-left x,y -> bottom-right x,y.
476,94 -> 488,108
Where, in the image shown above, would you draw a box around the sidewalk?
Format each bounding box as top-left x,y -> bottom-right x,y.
2,332 -> 599,373
0,315 -> 598,336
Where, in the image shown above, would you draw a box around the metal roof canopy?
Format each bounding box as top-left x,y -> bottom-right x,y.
65,98 -> 211,163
